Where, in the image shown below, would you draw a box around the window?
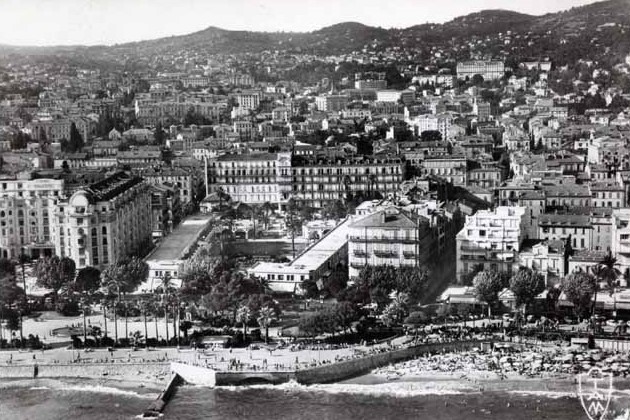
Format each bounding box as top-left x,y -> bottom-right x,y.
479,230 -> 486,237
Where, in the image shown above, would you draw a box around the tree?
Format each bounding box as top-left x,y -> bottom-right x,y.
236,305 -> 251,341
0,259 -> 21,343
395,266 -> 430,303
100,257 -> 149,296
509,267 -> 545,315
179,253 -> 222,297
471,74 -> 485,86
561,272 -> 597,320
420,130 -> 442,142
154,122 -> 166,145
322,200 -> 347,221
382,292 -> 409,327
34,256 -> 76,302
330,301 -> 358,334
285,198 -> 303,258
74,267 -> 101,295
404,311 -> 428,328
68,122 -> 84,152
473,270 -> 504,317
591,251 -> 621,316
257,306 -> 275,343
10,132 -> 29,150
101,257 -> 149,344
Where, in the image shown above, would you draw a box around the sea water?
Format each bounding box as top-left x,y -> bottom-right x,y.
2,377 -> 629,420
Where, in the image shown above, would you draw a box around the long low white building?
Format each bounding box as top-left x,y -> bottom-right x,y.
249,218 -> 351,294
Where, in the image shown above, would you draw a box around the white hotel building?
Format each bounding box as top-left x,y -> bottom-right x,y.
456,206 -> 526,283
0,175 -> 64,259
53,172 -> 152,270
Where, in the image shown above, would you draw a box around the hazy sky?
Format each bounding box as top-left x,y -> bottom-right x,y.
0,0 -> 604,46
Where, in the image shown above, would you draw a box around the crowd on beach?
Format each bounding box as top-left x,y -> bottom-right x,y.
375,341 -> 630,381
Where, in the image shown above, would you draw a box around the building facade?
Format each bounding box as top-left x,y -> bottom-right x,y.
456,206 -> 525,283
52,172 -> 152,270
347,208 -> 435,278
0,175 -> 64,259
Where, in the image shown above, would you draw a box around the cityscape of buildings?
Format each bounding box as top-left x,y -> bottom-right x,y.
1,0 -> 630,315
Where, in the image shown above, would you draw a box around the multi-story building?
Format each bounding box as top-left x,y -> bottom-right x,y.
421,156 -> 468,186
134,100 -> 223,126
0,175 -> 64,259
517,190 -> 546,240
233,119 -> 255,140
376,90 -> 415,104
315,95 -> 349,112
355,79 -> 387,90
291,155 -> 404,209
456,61 -> 505,81
590,181 -> 626,208
236,91 -> 261,111
407,114 -> 453,141
612,208 -> 630,277
518,240 -> 566,286
473,99 -> 491,122
149,183 -> 182,239
229,74 -> 255,87
456,207 -> 525,283
137,167 -> 200,206
542,183 -> 591,208
538,214 -> 592,250
52,171 -> 152,270
347,208 -> 436,278
207,152 -> 292,206
180,76 -> 210,88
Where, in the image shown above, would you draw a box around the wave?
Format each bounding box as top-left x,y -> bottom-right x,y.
216,380 -> 476,397
507,390 -> 577,399
29,386 -> 51,390
56,384 -> 155,399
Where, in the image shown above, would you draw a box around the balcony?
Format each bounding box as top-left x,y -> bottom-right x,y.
350,262 -> 366,269
373,250 -> 398,258
403,251 -> 416,259
353,250 -> 367,257
349,235 -> 417,244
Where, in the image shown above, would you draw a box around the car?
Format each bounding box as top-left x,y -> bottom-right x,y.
526,315 -> 538,323
606,319 -> 619,327
563,317 -> 576,324
502,314 -> 514,322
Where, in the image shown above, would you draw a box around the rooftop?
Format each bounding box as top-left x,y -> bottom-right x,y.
349,209 -> 420,230
146,214 -> 213,262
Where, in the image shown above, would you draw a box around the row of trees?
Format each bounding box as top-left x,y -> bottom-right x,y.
471,252 -> 621,320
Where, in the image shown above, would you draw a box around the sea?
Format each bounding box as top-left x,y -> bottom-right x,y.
1,376 -> 630,420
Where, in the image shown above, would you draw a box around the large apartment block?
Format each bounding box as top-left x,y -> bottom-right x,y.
290,156 -> 404,209
456,61 -> 505,81
206,152 -> 292,206
53,172 -> 152,270
347,208 -> 436,278
456,206 -> 525,283
206,153 -> 403,209
0,175 -> 65,259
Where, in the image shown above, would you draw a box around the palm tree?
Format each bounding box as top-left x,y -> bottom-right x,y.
592,251 -> 622,317
159,274 -> 173,344
236,305 -> 251,342
138,298 -> 150,348
257,306 -> 275,343
249,204 -> 260,239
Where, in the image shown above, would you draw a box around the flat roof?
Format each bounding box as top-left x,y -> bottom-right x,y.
288,218 -> 351,270
146,214 -> 213,261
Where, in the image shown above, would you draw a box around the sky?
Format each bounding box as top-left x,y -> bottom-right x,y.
0,0 -> 605,46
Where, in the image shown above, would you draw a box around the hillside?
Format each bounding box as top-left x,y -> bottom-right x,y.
1,0 -> 629,67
